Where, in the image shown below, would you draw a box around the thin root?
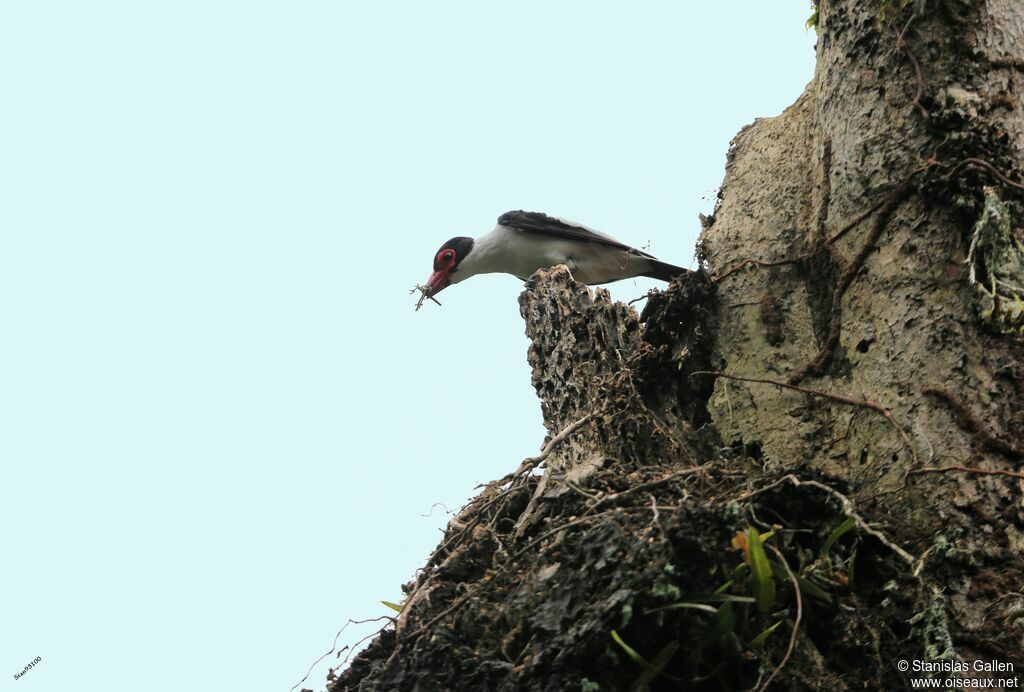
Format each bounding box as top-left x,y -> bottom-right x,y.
734,474 -> 917,568
693,371 -> 919,465
907,465 -> 1024,482
757,545 -> 803,692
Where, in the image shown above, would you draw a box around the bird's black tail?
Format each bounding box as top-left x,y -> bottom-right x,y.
641,258 -> 688,282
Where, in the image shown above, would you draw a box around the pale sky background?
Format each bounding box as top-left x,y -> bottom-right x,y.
1,3 -> 816,690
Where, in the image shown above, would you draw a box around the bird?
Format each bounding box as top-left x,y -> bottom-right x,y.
422,210 -> 687,298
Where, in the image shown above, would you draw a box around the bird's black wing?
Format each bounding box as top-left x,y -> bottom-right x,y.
497,210 -> 656,259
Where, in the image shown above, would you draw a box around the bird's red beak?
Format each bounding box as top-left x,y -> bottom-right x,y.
426,268 -> 452,296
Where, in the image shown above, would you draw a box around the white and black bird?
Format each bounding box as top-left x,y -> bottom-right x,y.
423,211 -> 687,298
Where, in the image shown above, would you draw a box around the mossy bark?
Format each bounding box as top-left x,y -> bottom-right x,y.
328,1 -> 1024,689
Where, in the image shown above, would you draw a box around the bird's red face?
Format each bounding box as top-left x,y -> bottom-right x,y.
426,247 -> 458,296
424,237 -> 474,298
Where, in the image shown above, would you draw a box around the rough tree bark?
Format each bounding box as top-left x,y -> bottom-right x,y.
327,1 -> 1024,689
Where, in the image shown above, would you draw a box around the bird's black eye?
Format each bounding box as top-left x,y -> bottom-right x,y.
434,248 -> 457,270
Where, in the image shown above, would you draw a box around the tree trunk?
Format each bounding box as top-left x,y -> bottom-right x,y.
329,1 -> 1024,689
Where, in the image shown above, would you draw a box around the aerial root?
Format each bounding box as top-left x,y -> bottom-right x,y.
921,386 -> 1024,460
692,371 -> 919,466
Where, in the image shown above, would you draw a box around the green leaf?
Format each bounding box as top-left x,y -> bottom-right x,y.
713,578 -> 735,595
643,601 -> 716,614
634,640 -> 680,689
795,574 -> 833,603
381,600 -> 403,613
645,592 -> 756,615
610,631 -> 679,689
768,561 -> 832,603
645,602 -> 718,615
703,601 -> 736,642
747,528 -> 776,613
648,640 -> 680,672
748,620 -> 783,648
731,562 -> 750,582
687,593 -> 756,604
821,517 -> 857,558
610,630 -> 653,670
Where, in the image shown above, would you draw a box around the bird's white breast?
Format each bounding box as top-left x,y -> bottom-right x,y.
452,224 -> 652,285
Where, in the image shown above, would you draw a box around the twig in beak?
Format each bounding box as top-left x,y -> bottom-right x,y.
410,284 -> 442,311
